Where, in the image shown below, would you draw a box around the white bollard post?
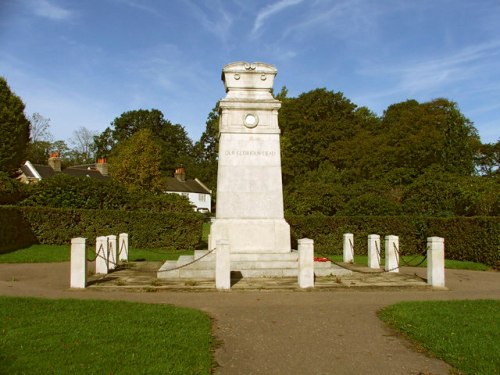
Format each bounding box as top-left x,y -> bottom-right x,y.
368,234 -> 381,269
343,233 -> 354,263
215,239 -> 231,290
427,237 -> 445,287
384,235 -> 399,273
118,233 -> 128,261
70,237 -> 87,288
95,236 -> 108,274
107,235 -> 117,270
298,238 -> 314,288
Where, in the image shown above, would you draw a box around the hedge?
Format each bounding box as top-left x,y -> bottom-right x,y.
287,215 -> 499,268
0,206 -> 204,254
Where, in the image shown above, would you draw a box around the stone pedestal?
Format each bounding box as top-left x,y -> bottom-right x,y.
427,237 -> 445,287
384,235 -> 399,273
343,233 -> 354,263
298,238 -> 314,288
367,234 -> 380,269
215,240 -> 231,290
209,62 -> 290,254
119,233 -> 128,261
95,236 -> 108,274
107,235 -> 117,270
70,237 -> 87,288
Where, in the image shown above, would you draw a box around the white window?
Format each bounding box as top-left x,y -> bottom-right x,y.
199,194 -> 206,202
181,192 -> 189,197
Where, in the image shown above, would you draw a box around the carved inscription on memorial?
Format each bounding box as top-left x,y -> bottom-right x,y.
224,150 -> 277,157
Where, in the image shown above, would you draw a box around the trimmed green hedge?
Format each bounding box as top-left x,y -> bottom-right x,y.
0,206 -> 37,253
0,206 -> 203,253
287,215 -> 499,268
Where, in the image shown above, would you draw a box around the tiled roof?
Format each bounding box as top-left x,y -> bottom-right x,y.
21,162 -> 108,180
166,177 -> 210,194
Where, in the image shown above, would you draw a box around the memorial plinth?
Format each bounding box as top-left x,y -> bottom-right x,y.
158,62 -> 350,280
209,62 -> 291,254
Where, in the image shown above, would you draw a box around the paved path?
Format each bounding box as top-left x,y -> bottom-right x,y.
1,263 -> 498,374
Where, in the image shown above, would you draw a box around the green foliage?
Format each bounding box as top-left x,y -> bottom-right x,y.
6,206 -> 204,249
475,139 -> 500,176
125,191 -> 194,213
108,128 -> 166,193
19,173 -> 130,209
379,300 -> 500,375
192,105 -> 219,192
287,215 -> 499,267
97,109 -> 194,175
0,77 -> 30,174
0,297 -> 214,374
0,172 -> 25,204
278,90 -> 487,218
0,206 -> 37,253
426,217 -> 500,267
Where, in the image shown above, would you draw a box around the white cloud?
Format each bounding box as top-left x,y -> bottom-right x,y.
184,1 -> 234,44
358,40 -> 500,99
31,0 -> 73,21
251,0 -> 303,37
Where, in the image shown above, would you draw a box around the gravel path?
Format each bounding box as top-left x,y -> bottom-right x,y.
1,263 -> 498,374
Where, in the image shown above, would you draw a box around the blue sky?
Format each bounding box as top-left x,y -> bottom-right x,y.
1,0 -> 499,145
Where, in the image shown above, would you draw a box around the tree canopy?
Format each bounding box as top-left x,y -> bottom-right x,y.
0,77 -> 30,174
108,128 -> 166,193
95,109 -> 193,175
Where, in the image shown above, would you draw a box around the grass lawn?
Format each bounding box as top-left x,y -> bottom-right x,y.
0,296 -> 214,374
378,300 -> 500,375
0,244 -> 194,263
326,254 -> 491,271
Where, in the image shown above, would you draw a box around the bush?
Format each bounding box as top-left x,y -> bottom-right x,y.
0,206 -> 37,253
0,172 -> 25,204
0,206 -> 204,251
427,217 -> 499,268
287,214 -> 499,267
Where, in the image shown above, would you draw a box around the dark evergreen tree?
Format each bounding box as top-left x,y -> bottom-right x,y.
0,77 -> 30,174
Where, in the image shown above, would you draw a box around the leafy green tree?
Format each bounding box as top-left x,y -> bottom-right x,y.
192,105 -> 219,191
108,128 -> 166,193
475,139 -> 499,177
379,98 -> 480,177
97,109 -> 194,174
0,171 -> 26,204
279,88 -> 373,185
26,140 -> 52,164
0,77 -> 30,174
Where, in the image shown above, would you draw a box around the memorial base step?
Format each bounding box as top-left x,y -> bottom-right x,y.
157,251 -> 352,279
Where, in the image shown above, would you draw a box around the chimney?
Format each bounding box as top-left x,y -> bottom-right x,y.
48,152 -> 61,172
96,158 -> 108,176
174,167 -> 186,182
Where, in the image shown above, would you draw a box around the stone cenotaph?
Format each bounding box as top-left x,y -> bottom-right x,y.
208,61 -> 291,254
157,62 -> 350,280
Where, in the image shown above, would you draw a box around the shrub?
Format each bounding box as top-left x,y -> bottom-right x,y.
0,206 -> 203,251
287,214 -> 499,267
0,206 -> 37,253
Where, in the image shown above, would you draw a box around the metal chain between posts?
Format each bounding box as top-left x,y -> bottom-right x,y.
382,242 -> 428,273
375,240 -> 381,265
157,247 -> 216,273
86,243 -> 104,262
118,239 -> 126,256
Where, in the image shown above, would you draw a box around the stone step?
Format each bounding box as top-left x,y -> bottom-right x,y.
194,250 -> 299,262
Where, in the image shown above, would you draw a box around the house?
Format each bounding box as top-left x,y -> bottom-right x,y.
18,153 -> 109,183
165,167 -> 212,213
